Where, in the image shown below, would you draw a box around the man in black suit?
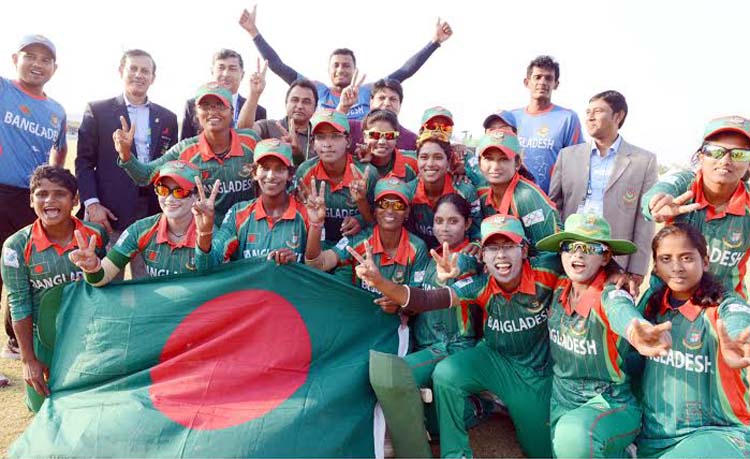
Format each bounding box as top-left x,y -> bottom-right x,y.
180,48 -> 266,140
75,49 -> 178,278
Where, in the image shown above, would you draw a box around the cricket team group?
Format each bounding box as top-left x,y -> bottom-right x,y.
1,6 -> 750,458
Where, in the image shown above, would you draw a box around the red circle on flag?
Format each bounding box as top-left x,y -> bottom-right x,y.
149,290 -> 311,430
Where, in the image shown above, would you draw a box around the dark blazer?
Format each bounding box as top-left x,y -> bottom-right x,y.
180,95 -> 266,140
75,95 -> 178,231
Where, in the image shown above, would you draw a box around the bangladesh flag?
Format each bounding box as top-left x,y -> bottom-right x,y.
10,259 -> 399,457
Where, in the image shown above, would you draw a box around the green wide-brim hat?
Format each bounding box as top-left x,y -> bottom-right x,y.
536,213 -> 637,255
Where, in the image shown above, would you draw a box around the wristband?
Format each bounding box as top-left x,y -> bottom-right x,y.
309,221 -> 324,229
197,231 -> 213,237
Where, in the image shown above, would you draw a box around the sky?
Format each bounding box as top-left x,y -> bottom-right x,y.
2,0 -> 749,167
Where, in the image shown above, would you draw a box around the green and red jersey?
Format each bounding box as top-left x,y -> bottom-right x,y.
478,172 -> 562,249
119,128 -> 260,223
332,225 -> 429,294
1,218 -> 107,324
373,149 -> 418,182
199,196 -> 309,268
638,289 -> 750,452
294,155 -> 378,247
406,175 -> 482,249
103,214 -> 203,278
450,254 -> 561,372
547,271 -> 642,404
643,170 -> 750,299
413,239 -> 480,351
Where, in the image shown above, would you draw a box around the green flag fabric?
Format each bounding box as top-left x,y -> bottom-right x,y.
10,259 -> 400,457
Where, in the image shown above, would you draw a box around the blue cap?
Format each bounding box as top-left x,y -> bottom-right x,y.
482,110 -> 517,131
17,34 -> 56,60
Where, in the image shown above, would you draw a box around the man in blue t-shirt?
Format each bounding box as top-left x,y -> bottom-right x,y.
0,34 -> 67,365
512,55 -> 583,193
238,5 -> 453,120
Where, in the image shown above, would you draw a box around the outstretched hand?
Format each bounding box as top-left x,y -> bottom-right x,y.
717,319 -> 750,369
627,319 -> 673,357
239,5 -> 259,38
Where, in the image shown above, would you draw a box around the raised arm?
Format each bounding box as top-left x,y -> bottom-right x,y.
385,18 -> 452,82
239,6 -> 301,85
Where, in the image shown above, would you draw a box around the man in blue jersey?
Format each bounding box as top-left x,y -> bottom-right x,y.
0,34 -> 67,364
512,55 -> 583,193
238,5 -> 453,120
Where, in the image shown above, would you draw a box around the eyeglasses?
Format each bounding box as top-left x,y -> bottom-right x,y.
483,243 -> 523,255
700,143 -> 750,162
560,241 -> 608,255
423,121 -> 453,132
197,102 -> 230,112
154,183 -> 195,199
313,133 -> 347,142
376,198 -> 408,212
364,129 -> 400,141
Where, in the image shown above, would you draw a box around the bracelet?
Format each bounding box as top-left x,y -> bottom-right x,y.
197,231 -> 213,237
309,221 -> 324,229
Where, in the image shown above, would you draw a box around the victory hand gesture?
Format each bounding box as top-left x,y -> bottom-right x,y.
431,241 -> 460,283
239,5 -> 259,38
68,229 -> 101,273
649,190 -> 701,223
349,164 -> 370,203
627,319 -> 673,357
304,178 -> 327,225
249,57 -> 268,97
276,118 -> 301,156
191,176 -> 220,234
348,240 -> 383,287
337,69 -> 366,114
433,17 -> 453,44
113,116 -> 135,162
717,319 -> 750,369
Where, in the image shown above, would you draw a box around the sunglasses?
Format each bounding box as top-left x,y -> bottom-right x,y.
560,241 -> 608,255
154,183 -> 195,199
364,129 -> 400,141
700,143 -> 750,162
423,121 -> 453,132
376,198 -> 408,212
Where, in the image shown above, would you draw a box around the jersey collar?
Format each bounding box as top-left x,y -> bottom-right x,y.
198,129 -> 244,163
412,175 -> 456,207
560,270 -> 607,317
486,260 -> 536,300
371,226 -> 414,266
251,196 -> 301,229
155,215 -> 197,249
382,150 -> 409,180
691,171 -> 750,221
30,217 -> 97,256
484,173 -> 520,214
311,155 -> 356,192
659,290 -> 703,322
434,238 -> 471,255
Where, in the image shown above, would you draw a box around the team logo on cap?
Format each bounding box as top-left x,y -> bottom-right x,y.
576,214 -> 601,236
205,82 -> 221,90
173,162 -> 186,169
492,215 -> 507,225
267,138 -> 281,147
321,110 -> 335,120
490,131 -> 505,141
387,177 -> 401,186
728,116 -> 746,126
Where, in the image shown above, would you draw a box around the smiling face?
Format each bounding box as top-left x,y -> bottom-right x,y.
433,201 -> 469,248
196,95 -> 232,134
654,232 -> 707,301
30,178 -> 76,227
417,140 -> 450,184
254,156 -> 290,198
375,194 -> 409,232
328,54 -> 355,88
699,131 -> 750,187
482,234 -> 526,285
156,177 -> 197,220
365,119 -> 398,164
479,148 -> 518,185
119,55 -> 155,101
13,44 -> 57,91
585,98 -> 622,140
560,242 -> 611,284
212,57 -> 244,94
